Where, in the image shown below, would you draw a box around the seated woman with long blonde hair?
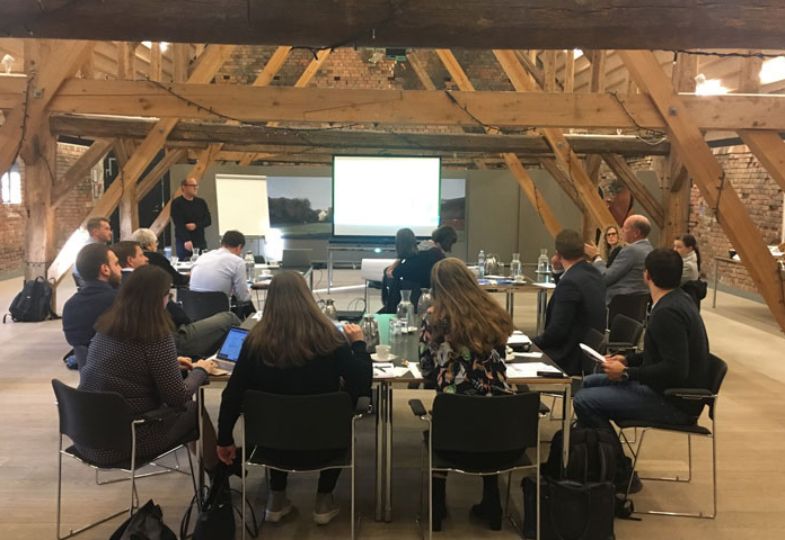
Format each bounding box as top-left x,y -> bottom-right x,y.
419,258 -> 514,531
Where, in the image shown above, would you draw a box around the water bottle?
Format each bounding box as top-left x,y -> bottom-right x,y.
324,299 -> 338,320
478,249 -> 486,278
510,253 -> 523,282
396,289 -> 416,331
244,251 -> 255,281
536,248 -> 549,283
416,288 -> 432,317
360,314 -> 379,353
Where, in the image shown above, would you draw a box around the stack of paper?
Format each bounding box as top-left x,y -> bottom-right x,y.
506,362 -> 562,378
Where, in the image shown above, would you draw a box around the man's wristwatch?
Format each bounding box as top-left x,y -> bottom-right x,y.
620,367 -> 630,382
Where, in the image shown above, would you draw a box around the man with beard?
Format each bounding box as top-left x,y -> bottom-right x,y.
62,243 -> 122,369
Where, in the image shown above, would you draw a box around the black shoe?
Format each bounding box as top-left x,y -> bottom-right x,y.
470,501 -> 502,531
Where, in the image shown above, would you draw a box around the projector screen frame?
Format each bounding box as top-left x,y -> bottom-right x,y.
331,154 -> 442,244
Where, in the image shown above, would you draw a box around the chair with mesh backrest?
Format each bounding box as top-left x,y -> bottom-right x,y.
615,354 -> 728,518
409,392 -> 541,539
51,379 -> 198,539
239,391 -> 369,540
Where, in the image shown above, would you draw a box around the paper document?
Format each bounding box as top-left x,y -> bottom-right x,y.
408,363 -> 423,379
373,365 -> 409,379
506,362 -> 563,378
579,343 -> 606,365
507,331 -> 532,346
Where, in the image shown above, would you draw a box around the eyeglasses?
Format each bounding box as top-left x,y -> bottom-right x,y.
606,231 -> 618,237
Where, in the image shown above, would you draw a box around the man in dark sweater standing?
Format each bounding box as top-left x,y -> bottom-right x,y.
171,176 -> 211,260
574,248 -> 710,487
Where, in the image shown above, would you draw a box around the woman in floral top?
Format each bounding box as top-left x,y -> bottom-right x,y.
419,258 -> 514,532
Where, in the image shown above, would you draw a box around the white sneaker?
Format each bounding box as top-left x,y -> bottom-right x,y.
313,493 -> 340,525
265,490 -> 293,523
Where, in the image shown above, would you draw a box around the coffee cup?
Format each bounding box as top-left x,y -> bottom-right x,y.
376,344 -> 391,360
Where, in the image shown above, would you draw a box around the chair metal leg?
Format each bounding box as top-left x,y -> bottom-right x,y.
241,418 -> 247,540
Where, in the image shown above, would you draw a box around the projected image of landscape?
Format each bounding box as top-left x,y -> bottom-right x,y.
267,176 -> 332,238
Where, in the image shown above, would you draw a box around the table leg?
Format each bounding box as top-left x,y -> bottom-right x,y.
562,381 -> 572,472
197,387 -> 205,502
712,258 -> 719,308
375,383 -> 385,521
536,289 -> 548,335
384,382 -> 393,522
506,290 -> 514,319
328,249 -> 334,293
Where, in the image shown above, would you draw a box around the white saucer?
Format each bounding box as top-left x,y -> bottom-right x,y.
371,353 -> 398,362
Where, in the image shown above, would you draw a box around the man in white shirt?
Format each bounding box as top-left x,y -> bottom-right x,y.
190,230 -> 254,316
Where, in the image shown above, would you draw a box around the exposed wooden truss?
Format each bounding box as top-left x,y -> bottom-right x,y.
621,49 -> 785,333
5,78 -> 785,131
3,1 -> 785,50
49,115 -> 671,157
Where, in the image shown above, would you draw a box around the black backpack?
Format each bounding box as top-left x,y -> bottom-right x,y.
4,276 -> 56,323
545,427 -> 619,484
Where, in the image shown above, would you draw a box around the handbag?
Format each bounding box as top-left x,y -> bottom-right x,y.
523,476 -> 615,540
180,464 -> 257,540
109,499 -> 177,540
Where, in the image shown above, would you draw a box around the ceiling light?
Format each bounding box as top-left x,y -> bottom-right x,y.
573,49 -> 584,59
1,54 -> 14,74
760,56 -> 785,85
694,74 -> 728,95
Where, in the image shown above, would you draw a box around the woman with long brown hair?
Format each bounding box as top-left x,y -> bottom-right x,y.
216,271 -> 372,526
78,265 -> 219,467
419,257 -> 514,532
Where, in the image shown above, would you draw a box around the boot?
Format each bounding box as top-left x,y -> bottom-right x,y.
470,476 -> 502,531
265,489 -> 293,523
431,476 -> 447,532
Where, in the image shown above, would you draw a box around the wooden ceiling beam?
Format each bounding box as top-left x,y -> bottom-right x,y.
0,39 -> 93,175
135,147 -> 187,200
620,49 -> 785,334
435,48 -> 563,237
49,114 -> 672,155
494,49 -> 616,232
739,130 -> 785,193
6,78 -> 785,130
51,138 -> 112,208
601,153 -> 665,228
5,1 -> 785,50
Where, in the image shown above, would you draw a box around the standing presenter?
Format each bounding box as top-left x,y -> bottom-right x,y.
171,177 -> 212,260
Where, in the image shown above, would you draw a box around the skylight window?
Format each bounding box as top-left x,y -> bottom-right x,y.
760,56 -> 785,85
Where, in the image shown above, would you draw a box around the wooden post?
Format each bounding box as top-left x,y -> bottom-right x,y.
620,49 -> 785,333
563,49 -> 575,94
663,52 -> 697,245
149,42 -> 162,82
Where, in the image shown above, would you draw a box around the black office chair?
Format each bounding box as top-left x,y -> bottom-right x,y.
616,354 -> 728,518
52,379 -> 198,539
179,289 -> 230,321
239,391 -> 369,540
607,293 -> 650,327
607,314 -> 644,353
409,392 -> 541,539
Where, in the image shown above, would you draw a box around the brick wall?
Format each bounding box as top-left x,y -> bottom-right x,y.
0,143 -> 96,277
688,145 -> 784,294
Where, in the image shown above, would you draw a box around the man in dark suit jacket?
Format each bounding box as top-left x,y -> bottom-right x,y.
533,229 -> 606,375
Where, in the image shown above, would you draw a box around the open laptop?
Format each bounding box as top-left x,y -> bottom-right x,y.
209,326 -> 250,370
281,248 -> 312,270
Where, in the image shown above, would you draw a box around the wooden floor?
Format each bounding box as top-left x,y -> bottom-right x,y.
0,269 -> 783,539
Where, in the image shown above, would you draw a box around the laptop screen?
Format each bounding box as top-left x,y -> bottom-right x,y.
216,327 -> 249,362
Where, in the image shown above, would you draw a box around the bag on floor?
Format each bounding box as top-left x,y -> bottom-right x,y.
523,476 -> 615,540
4,276 -> 56,323
109,499 -> 177,540
545,427 -> 619,485
180,463 -> 257,540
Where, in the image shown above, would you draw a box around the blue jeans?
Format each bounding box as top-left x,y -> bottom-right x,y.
574,374 -> 694,435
